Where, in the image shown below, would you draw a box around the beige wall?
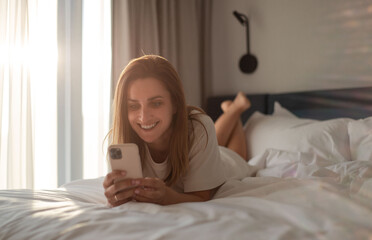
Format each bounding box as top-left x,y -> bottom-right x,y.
211,0 -> 372,95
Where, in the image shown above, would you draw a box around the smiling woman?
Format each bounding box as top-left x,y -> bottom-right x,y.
103,55 -> 236,206
0,0 -> 58,189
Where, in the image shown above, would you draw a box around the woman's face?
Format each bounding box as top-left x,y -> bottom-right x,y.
127,77 -> 175,150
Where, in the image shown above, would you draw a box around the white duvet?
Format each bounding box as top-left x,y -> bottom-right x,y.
1,149 -> 372,240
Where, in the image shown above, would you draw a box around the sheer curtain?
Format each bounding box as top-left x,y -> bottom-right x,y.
0,0 -> 58,189
0,0 -> 111,189
82,0 -> 111,179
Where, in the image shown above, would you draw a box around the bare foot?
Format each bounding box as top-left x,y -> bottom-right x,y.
233,92 -> 251,112
221,100 -> 233,112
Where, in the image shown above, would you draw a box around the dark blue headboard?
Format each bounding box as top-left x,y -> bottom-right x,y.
205,87 -> 372,123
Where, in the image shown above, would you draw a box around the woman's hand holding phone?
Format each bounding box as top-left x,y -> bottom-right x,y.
104,143 -> 144,207
103,172 -> 171,206
103,170 -> 137,207
104,144 -> 181,206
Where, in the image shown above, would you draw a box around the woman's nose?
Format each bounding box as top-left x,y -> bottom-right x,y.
138,107 -> 150,122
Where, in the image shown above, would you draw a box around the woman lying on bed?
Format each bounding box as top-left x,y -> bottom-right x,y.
103,55 -> 251,207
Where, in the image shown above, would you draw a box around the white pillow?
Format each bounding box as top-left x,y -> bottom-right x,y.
243,102 -> 351,162
348,117 -> 372,161
272,101 -> 297,118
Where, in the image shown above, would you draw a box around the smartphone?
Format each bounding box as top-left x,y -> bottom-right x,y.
108,143 -> 143,181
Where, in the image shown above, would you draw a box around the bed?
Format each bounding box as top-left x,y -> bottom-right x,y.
1,87 -> 372,239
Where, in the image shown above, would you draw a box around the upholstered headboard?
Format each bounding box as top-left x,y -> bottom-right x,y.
205,87 -> 372,123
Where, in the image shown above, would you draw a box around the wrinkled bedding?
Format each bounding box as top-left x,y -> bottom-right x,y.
1,149 -> 372,240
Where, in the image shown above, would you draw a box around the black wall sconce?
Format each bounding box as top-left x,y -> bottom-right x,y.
233,10 -> 258,74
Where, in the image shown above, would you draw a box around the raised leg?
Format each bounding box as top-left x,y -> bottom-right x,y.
226,120 -> 247,161
214,92 -> 250,161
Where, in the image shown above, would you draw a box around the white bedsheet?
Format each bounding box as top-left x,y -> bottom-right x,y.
1,149 -> 372,240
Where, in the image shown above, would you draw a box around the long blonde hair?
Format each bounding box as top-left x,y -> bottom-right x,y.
108,55 -> 204,186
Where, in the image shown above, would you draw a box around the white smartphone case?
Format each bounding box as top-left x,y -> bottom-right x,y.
108,143 -> 143,180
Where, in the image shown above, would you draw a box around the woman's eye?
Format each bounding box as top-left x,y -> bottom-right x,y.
128,104 -> 139,110
151,101 -> 162,107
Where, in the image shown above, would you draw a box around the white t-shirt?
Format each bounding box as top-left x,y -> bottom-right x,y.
142,112 -> 251,193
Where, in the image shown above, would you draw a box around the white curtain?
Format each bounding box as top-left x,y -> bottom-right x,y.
112,0 -> 213,108
81,0 -> 111,179
0,0 -> 58,189
0,0 -> 111,189
57,0 -> 112,186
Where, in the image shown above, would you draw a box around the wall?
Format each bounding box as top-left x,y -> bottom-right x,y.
211,0 -> 372,95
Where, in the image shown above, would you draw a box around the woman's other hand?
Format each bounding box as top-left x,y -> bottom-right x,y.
131,177 -> 170,205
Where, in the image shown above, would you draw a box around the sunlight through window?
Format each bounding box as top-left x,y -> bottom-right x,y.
82,0 -> 111,179
28,0 -> 58,189
0,0 -> 57,189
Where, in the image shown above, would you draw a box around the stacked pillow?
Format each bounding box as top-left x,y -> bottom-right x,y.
243,102 -> 354,162
348,117 -> 372,161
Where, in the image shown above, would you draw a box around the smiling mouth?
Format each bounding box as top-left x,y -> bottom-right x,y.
139,122 -> 158,130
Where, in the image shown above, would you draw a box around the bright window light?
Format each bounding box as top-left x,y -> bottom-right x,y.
0,0 -> 58,189
82,0 -> 111,179
28,0 -> 58,189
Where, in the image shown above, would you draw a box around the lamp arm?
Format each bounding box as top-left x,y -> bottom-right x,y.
240,15 -> 250,53
236,12 -> 250,53
246,20 -> 250,53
